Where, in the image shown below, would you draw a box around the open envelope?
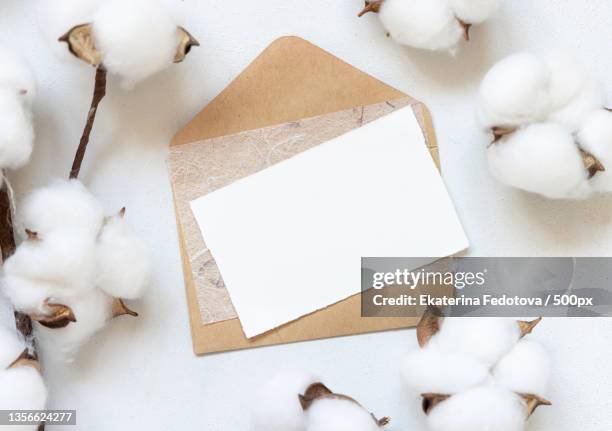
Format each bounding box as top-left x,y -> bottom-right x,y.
170,36 -> 441,355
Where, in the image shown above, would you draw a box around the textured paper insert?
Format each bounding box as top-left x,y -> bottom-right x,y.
169,98 -> 433,325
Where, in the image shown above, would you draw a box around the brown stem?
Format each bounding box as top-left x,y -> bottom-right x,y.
70,65 -> 107,179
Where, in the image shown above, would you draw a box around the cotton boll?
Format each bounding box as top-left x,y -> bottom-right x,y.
35,0 -> 100,63
305,398 -> 380,431
427,385 -> 525,431
21,180 -> 104,236
494,340 -> 551,397
95,214 -> 151,299
35,288 -> 113,363
477,53 -> 550,129
4,230 -> 96,293
428,318 -> 520,365
0,46 -> 37,105
252,370 -> 318,431
378,0 -> 464,52
449,0 -> 502,24
487,123 -> 590,199
578,109 -> 612,192
547,79 -> 605,132
0,324 -> 25,369
0,90 -> 34,169
402,347 -> 489,394
92,0 -> 180,87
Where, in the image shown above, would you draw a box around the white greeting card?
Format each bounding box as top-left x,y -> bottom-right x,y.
190,107 -> 468,338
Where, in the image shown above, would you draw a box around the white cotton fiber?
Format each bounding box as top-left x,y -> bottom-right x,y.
0,324 -> 25,369
21,180 -> 104,236
305,398 -> 380,431
3,229 -> 96,293
0,90 -> 34,169
402,347 -> 489,394
92,0 -> 180,87
252,370 -> 318,431
547,79 -> 605,132
545,53 -> 592,113
0,46 -> 37,105
378,0 -> 464,52
449,0 -> 502,24
427,384 -> 525,431
95,214 -> 151,299
428,317 -> 520,365
0,367 -> 47,414
487,123 -> 590,199
477,53 -> 551,129
493,340 -> 551,397
35,288 -> 113,363
578,109 -> 612,192
1,275 -> 55,316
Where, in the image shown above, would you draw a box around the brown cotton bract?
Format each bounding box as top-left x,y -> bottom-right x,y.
7,348 -> 40,372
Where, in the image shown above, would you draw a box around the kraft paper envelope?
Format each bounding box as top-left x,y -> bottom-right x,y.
170,36 -> 442,355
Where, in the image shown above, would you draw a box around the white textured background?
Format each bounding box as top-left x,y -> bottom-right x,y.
1,0 -> 612,430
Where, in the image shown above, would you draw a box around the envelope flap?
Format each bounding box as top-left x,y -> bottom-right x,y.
172,36 -> 409,146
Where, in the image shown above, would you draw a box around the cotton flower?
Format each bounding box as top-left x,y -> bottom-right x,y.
377,0 -> 464,52
1,180 -> 150,361
48,0 -> 198,87
359,0 -> 501,52
252,370 -> 318,431
0,325 -> 47,431
252,373 -> 389,431
95,211 -> 151,299
403,314 -> 551,430
478,52 -> 609,199
0,48 -> 36,172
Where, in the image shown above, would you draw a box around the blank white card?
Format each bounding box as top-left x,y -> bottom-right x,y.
190,107 -> 469,338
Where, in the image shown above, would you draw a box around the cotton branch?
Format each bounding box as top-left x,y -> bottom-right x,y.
69,65 -> 107,179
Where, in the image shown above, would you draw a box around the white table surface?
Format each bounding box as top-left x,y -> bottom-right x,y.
1,0 -> 612,429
